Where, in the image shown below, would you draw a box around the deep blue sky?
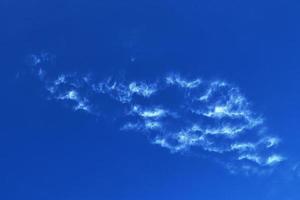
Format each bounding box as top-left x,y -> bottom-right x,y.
1,0 -> 300,199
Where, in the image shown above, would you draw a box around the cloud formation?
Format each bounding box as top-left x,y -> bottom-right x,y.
27,53 -> 285,174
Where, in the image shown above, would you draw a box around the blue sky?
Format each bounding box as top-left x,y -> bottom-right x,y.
1,0 -> 300,199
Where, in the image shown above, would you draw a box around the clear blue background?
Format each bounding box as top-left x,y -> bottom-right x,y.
0,0 -> 300,199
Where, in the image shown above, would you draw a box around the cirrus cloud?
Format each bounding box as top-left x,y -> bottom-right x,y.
27,52 -> 285,174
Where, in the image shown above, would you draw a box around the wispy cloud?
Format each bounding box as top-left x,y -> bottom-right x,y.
166,73 -> 202,89
27,52 -> 286,174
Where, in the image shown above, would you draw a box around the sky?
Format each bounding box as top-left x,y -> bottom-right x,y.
0,0 -> 300,199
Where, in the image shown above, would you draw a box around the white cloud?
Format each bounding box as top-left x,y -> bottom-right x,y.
166,74 -> 202,89
262,137 -> 280,148
145,120 -> 162,130
28,53 -> 285,174
198,81 -> 227,101
121,122 -> 144,131
128,82 -> 157,97
121,120 -> 162,132
74,100 -> 90,112
130,105 -> 168,119
265,155 -> 285,166
58,90 -> 79,101
54,75 -> 67,85
238,154 -> 262,165
204,125 -> 248,137
28,52 -> 53,66
231,143 -> 256,152
153,137 -> 175,150
91,79 -> 157,104
37,68 -> 46,79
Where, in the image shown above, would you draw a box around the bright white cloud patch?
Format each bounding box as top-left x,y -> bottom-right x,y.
27,53 -> 285,174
